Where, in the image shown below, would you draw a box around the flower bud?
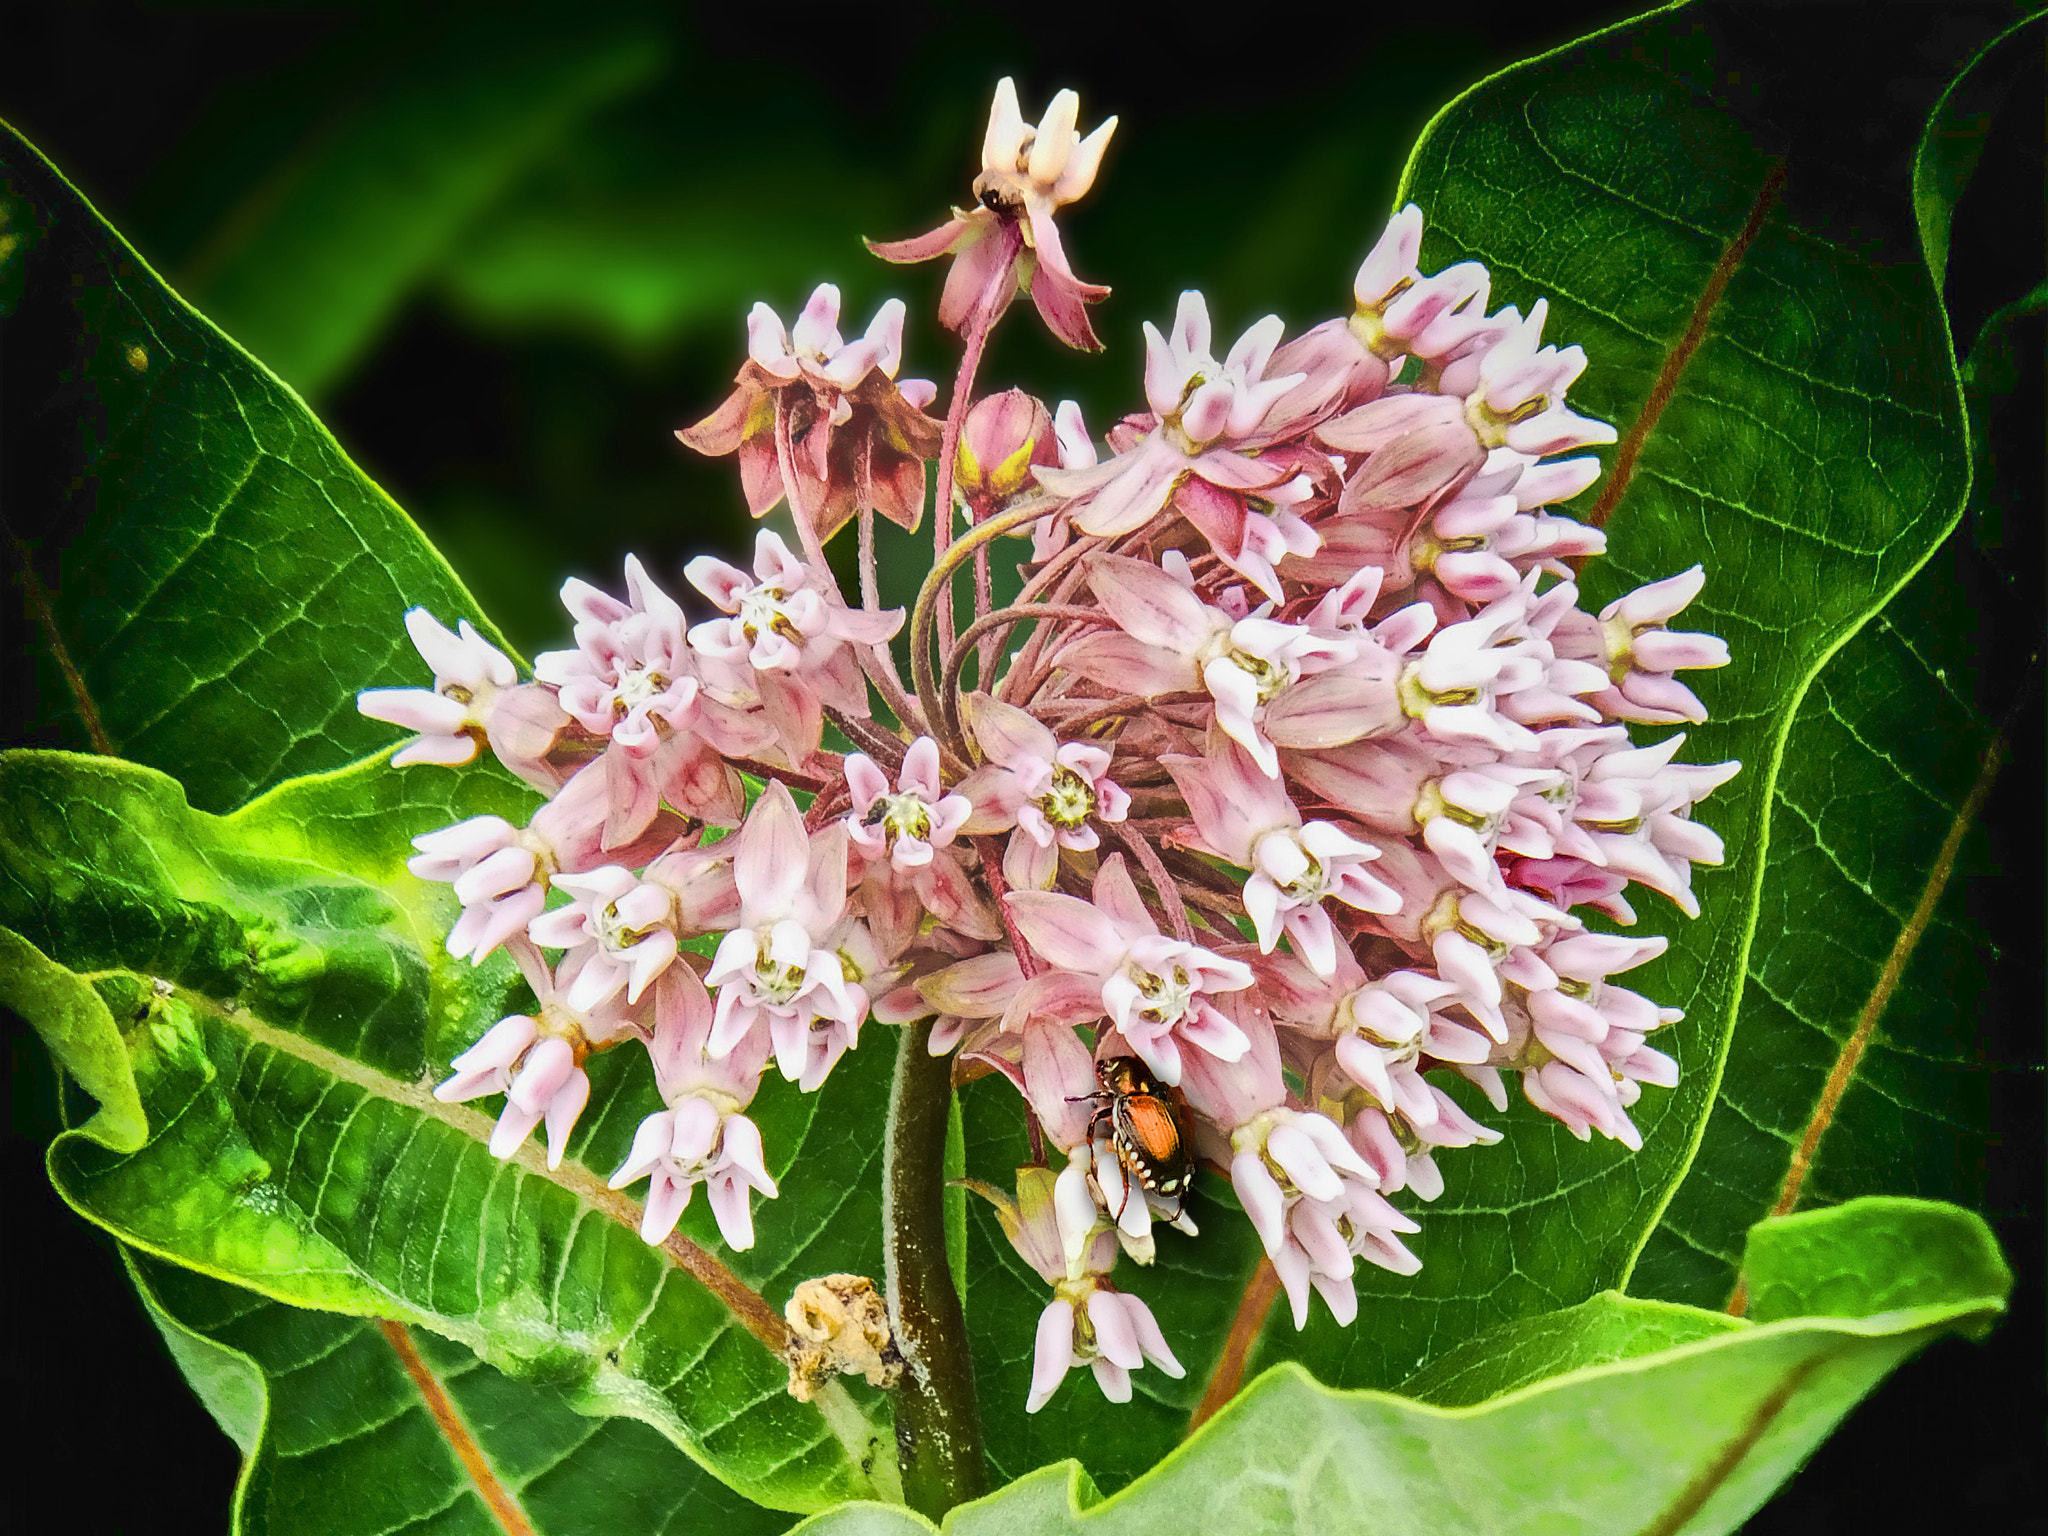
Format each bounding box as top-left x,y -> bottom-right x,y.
955,389 -> 1058,516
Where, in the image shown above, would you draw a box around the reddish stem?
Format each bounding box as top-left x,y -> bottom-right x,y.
930,224 -> 1024,698
1117,826 -> 1194,944
973,833 -> 1040,978
773,399 -> 929,741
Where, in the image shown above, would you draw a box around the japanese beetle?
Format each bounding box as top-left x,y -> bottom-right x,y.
1080,1055 -> 1192,1223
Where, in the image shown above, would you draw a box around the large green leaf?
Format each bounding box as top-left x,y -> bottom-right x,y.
129,1253 -> 793,1535
785,1199 -> 2009,1536
0,749 -> 893,1514
1633,13 -> 2044,1308
0,122 -> 510,813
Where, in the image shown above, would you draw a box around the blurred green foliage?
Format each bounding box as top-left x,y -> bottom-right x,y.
11,0 -> 1633,655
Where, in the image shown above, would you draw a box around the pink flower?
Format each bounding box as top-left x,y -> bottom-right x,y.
676,285 -> 942,537
972,1166 -> 1184,1413
868,79 -> 1117,351
1517,726 -> 1739,918
534,556 -> 769,827
1494,931 -> 1683,1150
1004,854 -> 1253,1086
1064,554 -> 1355,778
408,763 -> 691,965
357,609 -> 569,788
1554,565 -> 1732,725
537,556 -> 694,754
1345,209 -> 1522,379
1396,573 -> 1606,753
528,864 -> 679,1010
1028,1280 -> 1185,1412
434,940 -> 632,1169
957,694 -> 1128,891
839,737 -> 997,955
844,737 -> 972,870
1278,953 -> 1495,1132
609,966 -> 778,1249
1347,1098 -> 1500,1203
1340,450 -> 1608,606
1349,206 -> 1453,347
1035,293 -> 1320,585
410,815 -> 550,964
526,843 -> 746,1013
1229,1105 -> 1420,1328
687,528 -> 902,758
1163,735 -> 1398,976
955,389 -> 1061,520
703,784 -> 867,1090
1461,300 -> 1617,457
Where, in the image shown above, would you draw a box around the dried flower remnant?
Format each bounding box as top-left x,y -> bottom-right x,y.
358,75 -> 1736,1426
784,1274 -> 905,1401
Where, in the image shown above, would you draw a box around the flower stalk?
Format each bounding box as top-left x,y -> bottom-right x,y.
884,1014 -> 986,1516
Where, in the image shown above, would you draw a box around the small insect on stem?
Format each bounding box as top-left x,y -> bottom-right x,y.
1072,1056 -> 1193,1225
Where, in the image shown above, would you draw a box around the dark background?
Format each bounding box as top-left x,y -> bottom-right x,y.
4,2 -> 2041,1530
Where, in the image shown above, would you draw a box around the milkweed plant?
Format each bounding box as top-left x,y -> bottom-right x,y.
9,10 -> 2024,1528
362,72 -> 1735,1473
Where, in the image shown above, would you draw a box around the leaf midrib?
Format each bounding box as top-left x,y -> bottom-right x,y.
1724,728 -> 2009,1314
379,1316 -> 541,1536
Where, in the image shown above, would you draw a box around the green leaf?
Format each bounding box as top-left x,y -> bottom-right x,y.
166,13 -> 666,395
786,1199 -> 2009,1536
1630,14 -> 2045,1309
0,925 -> 146,1153
129,1253 -> 795,1535
0,748 -> 892,1514
1395,1292 -> 1742,1409
0,122 -> 510,813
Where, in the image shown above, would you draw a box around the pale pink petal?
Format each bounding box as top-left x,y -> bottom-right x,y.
1005,890 -> 1125,973
1027,1299 -> 1076,1413
707,1173 -> 758,1251
1086,1289 -> 1142,1369
1085,555 -> 1217,650
640,1170 -> 693,1245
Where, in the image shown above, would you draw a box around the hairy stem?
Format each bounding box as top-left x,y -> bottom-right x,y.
857,506 -> 920,731
974,832 -> 1041,978
932,224 -> 1024,659
884,1015 -> 986,1518
1003,534 -> 1109,701
942,603 -> 1109,745
774,400 -> 929,740
909,499 -> 1056,758
1117,826 -> 1195,943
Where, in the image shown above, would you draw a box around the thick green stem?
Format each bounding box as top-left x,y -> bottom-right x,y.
883,1016 -> 985,1518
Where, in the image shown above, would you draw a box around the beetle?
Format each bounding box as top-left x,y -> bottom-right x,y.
1074,1055 -> 1193,1224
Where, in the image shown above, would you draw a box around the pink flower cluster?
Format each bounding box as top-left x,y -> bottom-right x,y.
360,79 -> 1734,1415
